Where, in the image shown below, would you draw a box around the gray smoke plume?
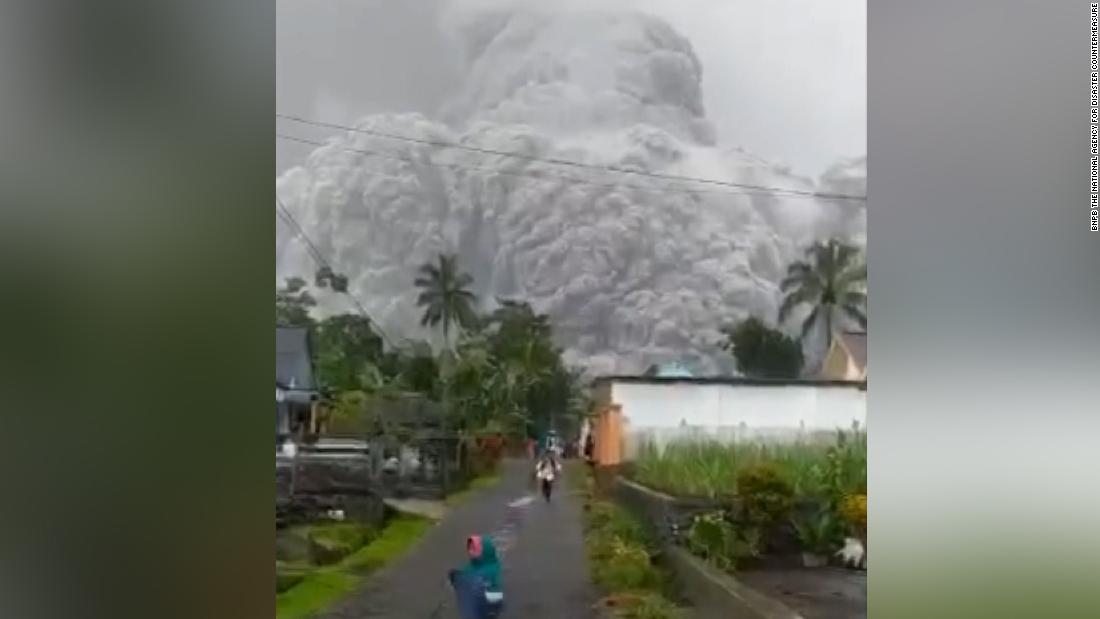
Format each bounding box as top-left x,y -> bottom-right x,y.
276,6 -> 866,375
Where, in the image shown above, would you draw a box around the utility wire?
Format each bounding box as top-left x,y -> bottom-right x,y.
276,196 -> 398,348
277,112 -> 866,202
277,132 -> 860,204
276,199 -> 328,268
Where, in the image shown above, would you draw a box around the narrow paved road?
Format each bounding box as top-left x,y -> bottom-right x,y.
318,459 -> 598,619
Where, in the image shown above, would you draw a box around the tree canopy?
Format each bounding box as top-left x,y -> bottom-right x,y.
414,253 -> 479,345
275,277 -> 316,327
721,317 -> 804,379
312,314 -> 385,392
778,239 -> 866,353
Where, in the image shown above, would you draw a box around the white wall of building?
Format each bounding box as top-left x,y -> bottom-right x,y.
607,380 -> 866,458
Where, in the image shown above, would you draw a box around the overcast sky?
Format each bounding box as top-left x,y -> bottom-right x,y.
276,0 -> 865,179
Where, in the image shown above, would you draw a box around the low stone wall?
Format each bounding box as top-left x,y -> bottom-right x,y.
664,546 -> 803,619
611,477 -> 726,547
611,475 -> 805,619
614,475 -> 827,560
276,493 -> 387,530
277,455 -> 385,529
276,448 -> 463,502
277,455 -> 374,497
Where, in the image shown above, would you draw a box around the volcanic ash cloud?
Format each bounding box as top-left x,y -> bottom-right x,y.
276,7 -> 866,375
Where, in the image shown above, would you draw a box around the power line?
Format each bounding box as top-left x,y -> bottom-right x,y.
276,199 -> 328,268
277,197 -> 395,346
276,196 -> 398,348
277,112 -> 866,202
277,132 -> 861,204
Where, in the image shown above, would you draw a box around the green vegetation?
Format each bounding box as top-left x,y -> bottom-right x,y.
340,515 -> 434,572
720,317 -> 804,378
631,427 -> 867,500
414,253 -> 479,344
276,255 -> 589,447
306,523 -> 378,565
275,514 -> 433,619
791,508 -> 845,555
778,238 -> 866,352
312,314 -> 385,392
633,429 -> 867,572
276,276 -> 317,327
737,463 -> 795,528
275,570 -> 358,619
685,511 -> 759,571
581,469 -> 685,619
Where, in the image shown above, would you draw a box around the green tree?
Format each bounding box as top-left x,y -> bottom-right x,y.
400,350 -> 441,397
721,317 -> 804,378
414,254 -> 479,347
312,314 -> 385,391
778,239 -> 866,352
483,299 -> 576,439
275,277 -> 316,327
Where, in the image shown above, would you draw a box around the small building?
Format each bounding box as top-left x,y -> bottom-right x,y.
276,326 -> 321,445
818,330 -> 867,382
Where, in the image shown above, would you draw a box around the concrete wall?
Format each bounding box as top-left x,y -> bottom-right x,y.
605,380 -> 866,458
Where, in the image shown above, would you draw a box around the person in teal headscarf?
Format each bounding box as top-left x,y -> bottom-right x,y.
448,534 -> 504,619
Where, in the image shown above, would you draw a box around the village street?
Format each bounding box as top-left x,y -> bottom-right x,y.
315,459 -> 598,619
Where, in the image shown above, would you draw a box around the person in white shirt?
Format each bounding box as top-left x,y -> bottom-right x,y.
534,451 -> 562,502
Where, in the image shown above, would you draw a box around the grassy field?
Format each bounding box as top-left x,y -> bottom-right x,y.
275,514 -> 434,619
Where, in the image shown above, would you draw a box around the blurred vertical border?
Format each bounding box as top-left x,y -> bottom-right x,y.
0,1 -> 272,618
870,0 -> 1100,617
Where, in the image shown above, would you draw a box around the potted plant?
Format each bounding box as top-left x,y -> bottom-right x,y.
792,509 -> 842,568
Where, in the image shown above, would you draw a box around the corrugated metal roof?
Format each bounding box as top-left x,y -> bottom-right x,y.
654,361 -> 695,378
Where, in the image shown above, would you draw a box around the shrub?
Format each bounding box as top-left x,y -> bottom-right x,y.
686,511 -> 760,571
791,508 -> 845,554
275,563 -> 311,593
817,429 -> 868,505
592,537 -> 659,591
276,529 -> 313,563
307,524 -> 376,566
720,317 -> 804,378
467,432 -> 505,475
736,464 -> 795,528
839,493 -> 867,537
600,591 -> 688,619
581,470 -> 685,619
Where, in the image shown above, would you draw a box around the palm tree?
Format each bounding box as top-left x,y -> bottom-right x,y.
414,253 -> 479,347
778,239 -> 866,353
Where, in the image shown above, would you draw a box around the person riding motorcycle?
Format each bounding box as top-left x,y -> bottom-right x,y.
535,451 -> 561,502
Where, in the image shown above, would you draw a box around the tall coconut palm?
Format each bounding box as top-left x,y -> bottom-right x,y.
414,253 -> 479,348
778,239 -> 867,353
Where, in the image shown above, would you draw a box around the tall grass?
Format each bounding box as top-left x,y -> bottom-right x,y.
631,428 -> 866,500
